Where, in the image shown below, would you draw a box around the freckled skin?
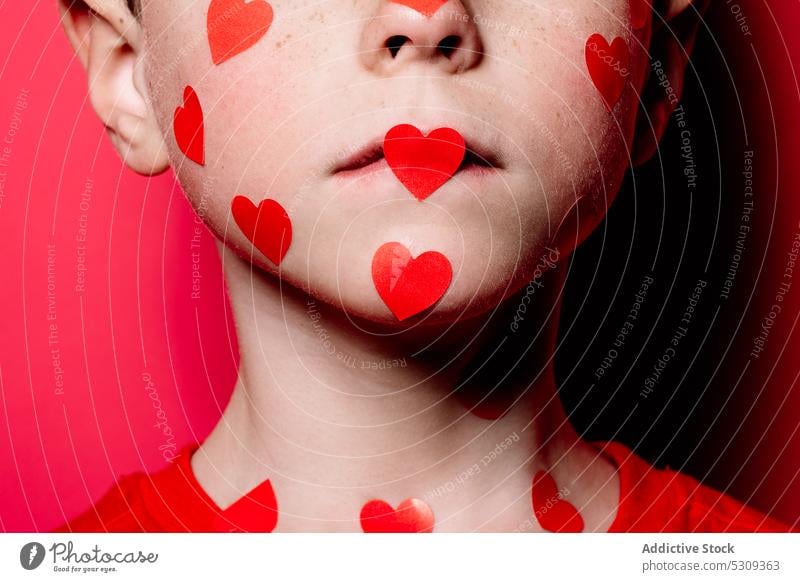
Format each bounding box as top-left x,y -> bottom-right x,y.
141,1 -> 643,325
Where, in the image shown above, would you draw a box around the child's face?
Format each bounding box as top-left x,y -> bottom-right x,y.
143,1 -> 649,324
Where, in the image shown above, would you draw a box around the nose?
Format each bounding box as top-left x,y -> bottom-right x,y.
359,1 -> 483,75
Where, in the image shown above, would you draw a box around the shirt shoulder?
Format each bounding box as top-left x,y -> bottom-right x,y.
600,442 -> 795,533
54,446 -> 203,533
53,444 -> 279,533
53,472 -> 153,533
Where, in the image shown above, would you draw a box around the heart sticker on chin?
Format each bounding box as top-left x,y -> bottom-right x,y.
390,0 -> 449,17
384,124 -> 466,201
531,471 -> 585,533
360,498 -> 435,533
372,242 -> 453,322
208,0 -> 274,65
231,196 -> 292,266
174,86 -> 205,166
585,34 -> 630,111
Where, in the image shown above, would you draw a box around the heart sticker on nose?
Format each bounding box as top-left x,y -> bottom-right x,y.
232,196 -> 293,266
384,124 -> 466,201
173,86 -> 205,166
390,0 -> 449,17
585,34 -> 630,111
208,0 -> 274,65
531,471 -> 585,533
372,242 -> 452,322
360,498 -> 435,533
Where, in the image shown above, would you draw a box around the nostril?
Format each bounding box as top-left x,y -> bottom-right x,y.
437,35 -> 461,58
386,35 -> 411,58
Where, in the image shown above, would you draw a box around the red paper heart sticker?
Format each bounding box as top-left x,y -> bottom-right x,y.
585,34 -> 630,111
630,0 -> 652,30
372,242 -> 452,322
531,470 -> 584,533
360,498 -> 435,533
208,0 -> 274,65
173,86 -> 205,166
384,124 -> 466,201
390,0 -> 449,17
232,196 -> 293,266
213,479 -> 279,533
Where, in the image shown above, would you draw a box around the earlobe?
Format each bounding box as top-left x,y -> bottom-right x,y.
59,1 -> 170,175
630,0 -> 710,167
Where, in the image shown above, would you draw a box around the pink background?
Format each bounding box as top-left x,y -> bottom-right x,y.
1,2 -> 799,532
0,2 -> 237,532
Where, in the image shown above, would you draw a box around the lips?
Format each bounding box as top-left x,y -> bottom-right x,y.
331,131 -> 503,178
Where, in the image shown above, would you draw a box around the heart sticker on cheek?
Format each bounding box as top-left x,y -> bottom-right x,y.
384,124 -> 466,201
173,86 -> 205,166
360,498 -> 435,533
585,34 -> 630,111
372,242 -> 453,322
208,0 -> 274,65
231,196 -> 293,266
531,471 -> 585,533
390,0 -> 449,17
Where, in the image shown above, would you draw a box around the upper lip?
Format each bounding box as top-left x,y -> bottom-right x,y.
331,130 -> 505,175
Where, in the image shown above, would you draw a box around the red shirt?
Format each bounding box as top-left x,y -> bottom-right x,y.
55,441 -> 794,533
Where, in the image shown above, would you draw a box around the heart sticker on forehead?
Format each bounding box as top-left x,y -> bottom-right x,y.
390,0 -> 449,17
372,242 -> 452,322
384,124 -> 466,201
174,86 -> 205,166
208,0 -> 274,65
585,34 -> 630,111
360,498 -> 435,533
232,196 -> 293,266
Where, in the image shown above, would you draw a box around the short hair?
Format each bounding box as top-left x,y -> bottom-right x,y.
127,0 -> 139,17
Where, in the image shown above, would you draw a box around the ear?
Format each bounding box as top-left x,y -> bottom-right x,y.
58,0 -> 170,175
631,0 -> 712,166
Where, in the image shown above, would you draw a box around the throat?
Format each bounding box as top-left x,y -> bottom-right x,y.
191,244 -> 615,532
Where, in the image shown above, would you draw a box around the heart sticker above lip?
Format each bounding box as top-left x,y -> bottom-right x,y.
585,34 -> 630,111
531,471 -> 585,533
173,86 -> 205,166
208,0 -> 274,65
384,124 -> 466,201
372,242 -> 453,322
231,196 -> 293,266
390,0 -> 449,17
360,498 -> 435,533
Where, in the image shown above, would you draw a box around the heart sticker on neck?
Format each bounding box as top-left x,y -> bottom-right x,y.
531,471 -> 584,533
390,0 -> 449,17
361,498 -> 435,533
174,86 -> 205,166
231,196 -> 292,266
372,242 -> 452,322
384,124 -> 466,201
208,0 -> 274,65
213,479 -> 279,533
585,34 -> 630,111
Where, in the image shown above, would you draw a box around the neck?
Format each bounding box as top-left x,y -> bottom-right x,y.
192,243 -> 618,532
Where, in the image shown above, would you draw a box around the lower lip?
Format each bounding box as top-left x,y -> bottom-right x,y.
333,159 -> 500,181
